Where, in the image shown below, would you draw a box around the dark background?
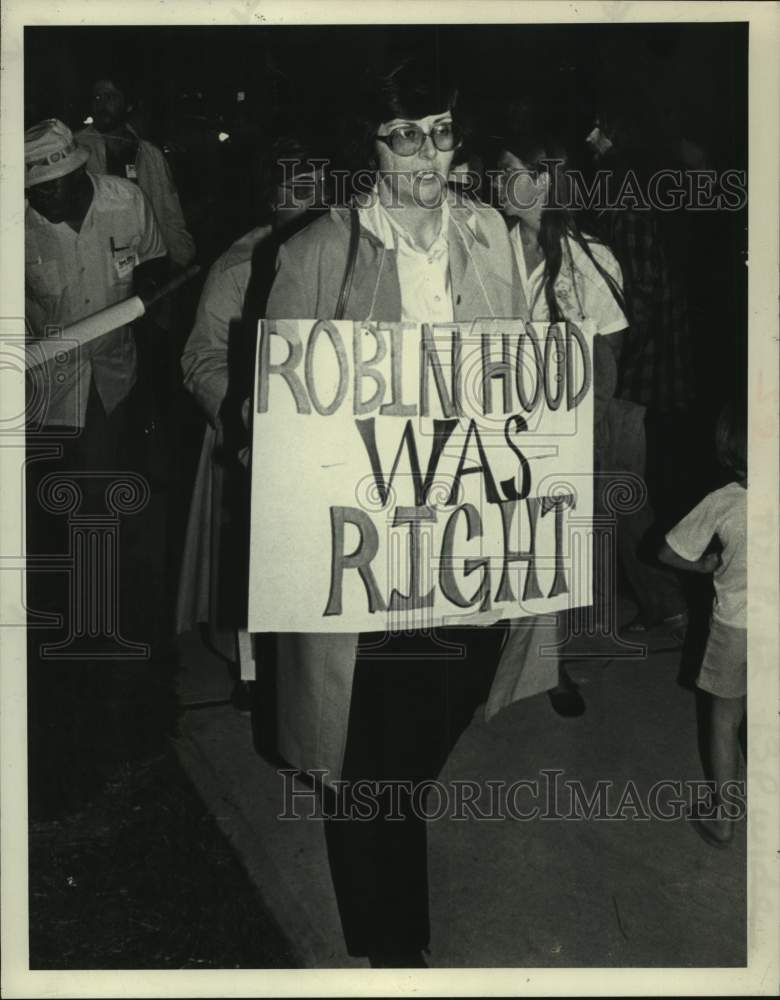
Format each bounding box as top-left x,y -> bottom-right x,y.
24,22 -> 747,164
25,22 -> 749,398
24,21 -> 749,967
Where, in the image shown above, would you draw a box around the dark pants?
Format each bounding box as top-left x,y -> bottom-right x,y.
26,379 -> 130,562
593,471 -> 686,626
644,408 -> 710,531
25,376 -> 170,650
592,400 -> 686,626
323,625 -> 505,957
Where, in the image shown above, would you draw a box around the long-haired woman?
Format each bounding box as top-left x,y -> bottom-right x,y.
493,108 -> 688,691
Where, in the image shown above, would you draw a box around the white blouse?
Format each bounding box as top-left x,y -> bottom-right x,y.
358,191 -> 454,324
510,229 -> 628,336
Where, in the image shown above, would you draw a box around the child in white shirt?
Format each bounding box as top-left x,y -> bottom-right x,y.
659,401 -> 747,847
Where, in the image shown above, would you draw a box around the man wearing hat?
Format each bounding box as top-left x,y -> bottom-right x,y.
25,117 -> 168,456
77,76 -> 196,485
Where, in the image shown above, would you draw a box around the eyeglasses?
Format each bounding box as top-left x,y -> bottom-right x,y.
375,120 -> 460,157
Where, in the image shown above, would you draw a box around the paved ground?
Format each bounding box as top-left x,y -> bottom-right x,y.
28,747 -> 299,970
172,622 -> 747,969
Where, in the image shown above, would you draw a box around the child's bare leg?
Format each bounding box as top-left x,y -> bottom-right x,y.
705,692 -> 746,841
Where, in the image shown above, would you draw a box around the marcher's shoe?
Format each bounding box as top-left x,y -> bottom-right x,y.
547,666 -> 585,717
547,685 -> 586,718
230,680 -> 254,715
368,948 -> 428,968
690,817 -> 733,850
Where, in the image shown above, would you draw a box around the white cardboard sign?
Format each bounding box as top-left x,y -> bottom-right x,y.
249,318 -> 595,633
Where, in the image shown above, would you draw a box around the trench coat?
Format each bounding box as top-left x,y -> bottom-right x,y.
175,226 -> 273,662
265,196 -> 561,784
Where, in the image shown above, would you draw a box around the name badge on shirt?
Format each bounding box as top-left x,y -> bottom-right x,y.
112,247 -> 139,280
125,163 -> 138,181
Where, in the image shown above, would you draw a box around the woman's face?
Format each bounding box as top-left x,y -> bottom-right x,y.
496,150 -> 547,222
271,166 -> 327,234
374,111 -> 456,208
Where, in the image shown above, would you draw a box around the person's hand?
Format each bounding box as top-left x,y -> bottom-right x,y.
700,553 -> 721,574
241,397 -> 251,431
133,256 -> 170,301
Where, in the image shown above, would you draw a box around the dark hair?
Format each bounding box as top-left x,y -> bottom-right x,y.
590,90 -> 668,182
496,103 -> 626,322
715,400 -> 747,478
257,135 -> 318,213
344,57 -> 459,171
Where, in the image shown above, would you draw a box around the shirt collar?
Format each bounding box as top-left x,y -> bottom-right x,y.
357,184 -> 452,255
352,186 -> 488,257
83,122 -> 140,143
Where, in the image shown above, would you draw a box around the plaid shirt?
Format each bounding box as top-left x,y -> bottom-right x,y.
596,208 -> 695,414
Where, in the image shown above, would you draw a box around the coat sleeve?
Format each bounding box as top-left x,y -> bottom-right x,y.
181,261 -> 246,424
132,183 -> 168,264
146,146 -> 196,269
265,240 -> 318,320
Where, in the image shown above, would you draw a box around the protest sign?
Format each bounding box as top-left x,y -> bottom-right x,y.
248,319 -> 595,633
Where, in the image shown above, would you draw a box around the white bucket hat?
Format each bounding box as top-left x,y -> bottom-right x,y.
24,118 -> 89,187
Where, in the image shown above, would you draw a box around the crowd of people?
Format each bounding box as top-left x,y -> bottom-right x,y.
24,57 -> 747,966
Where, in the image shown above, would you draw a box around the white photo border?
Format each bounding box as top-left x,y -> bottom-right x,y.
2,2 -> 777,997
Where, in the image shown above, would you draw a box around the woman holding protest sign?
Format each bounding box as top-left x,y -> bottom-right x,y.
493,105 -> 687,702
263,60 -> 563,968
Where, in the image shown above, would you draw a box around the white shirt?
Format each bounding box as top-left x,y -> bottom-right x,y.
358,191 -> 454,323
25,172 -> 167,427
76,124 -> 195,269
510,229 -> 628,336
665,482 -> 747,628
